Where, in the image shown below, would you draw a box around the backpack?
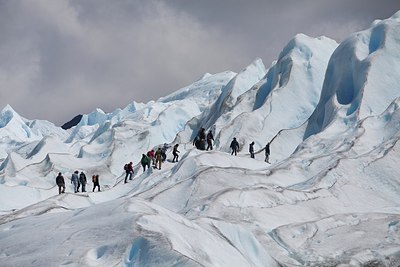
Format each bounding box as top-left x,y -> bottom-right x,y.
124,164 -> 128,171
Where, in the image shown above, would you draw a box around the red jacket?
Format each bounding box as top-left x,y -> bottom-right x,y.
128,163 -> 133,172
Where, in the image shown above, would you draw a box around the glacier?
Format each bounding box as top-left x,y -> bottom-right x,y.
0,11 -> 400,267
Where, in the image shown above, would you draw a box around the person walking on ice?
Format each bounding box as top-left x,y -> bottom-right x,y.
172,144 -> 180,162
230,137 -> 239,156
124,162 -> 133,183
155,148 -> 163,170
249,141 -> 255,159
56,172 -> 65,194
92,174 -> 101,192
264,142 -> 271,163
147,150 -> 156,168
71,170 -> 79,193
141,154 -> 149,172
206,130 -> 214,151
79,171 -> 87,192
161,143 -> 170,162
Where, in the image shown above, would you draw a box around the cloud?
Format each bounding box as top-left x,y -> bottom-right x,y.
0,0 -> 399,125
0,0 -> 248,124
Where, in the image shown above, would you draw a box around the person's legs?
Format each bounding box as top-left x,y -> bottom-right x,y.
125,172 -> 129,183
207,140 -> 213,150
94,182 -> 100,192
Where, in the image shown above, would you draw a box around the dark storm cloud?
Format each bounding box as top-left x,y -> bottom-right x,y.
0,0 -> 399,125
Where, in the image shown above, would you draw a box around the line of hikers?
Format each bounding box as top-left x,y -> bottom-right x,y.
123,143 -> 181,183
192,128 -> 271,163
230,137 -> 270,162
247,140 -> 271,163
55,171 -> 101,195
56,131 -> 271,193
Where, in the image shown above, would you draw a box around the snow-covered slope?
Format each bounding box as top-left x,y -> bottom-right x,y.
0,105 -> 68,159
305,11 -> 400,139
213,34 -> 338,153
1,11 -> 400,267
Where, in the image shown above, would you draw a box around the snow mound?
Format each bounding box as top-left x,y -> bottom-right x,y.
305,11 -> 400,138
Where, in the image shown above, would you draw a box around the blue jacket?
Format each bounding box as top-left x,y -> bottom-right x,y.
71,173 -> 79,183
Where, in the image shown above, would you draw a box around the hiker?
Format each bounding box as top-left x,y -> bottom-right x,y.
198,128 -> 206,150
79,171 -> 87,192
155,148 -> 163,170
172,144 -> 180,162
147,150 -> 156,168
230,137 -> 239,156
206,130 -> 214,151
141,154 -> 149,172
199,128 -> 206,140
265,142 -> 270,163
56,172 -> 65,194
92,174 -> 100,192
249,141 -> 255,159
124,162 -> 133,183
71,170 -> 79,193
161,143 -> 170,162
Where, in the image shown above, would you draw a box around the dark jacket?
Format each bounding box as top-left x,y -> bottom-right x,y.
141,154 -> 149,165
92,175 -> 99,183
265,144 -> 270,155
56,174 -> 65,185
79,172 -> 87,184
199,128 -> 206,140
230,139 -> 239,150
207,132 -> 214,141
173,145 -> 180,154
249,143 -> 254,153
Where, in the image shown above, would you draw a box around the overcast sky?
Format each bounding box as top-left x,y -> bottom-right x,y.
1,0 -> 399,125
